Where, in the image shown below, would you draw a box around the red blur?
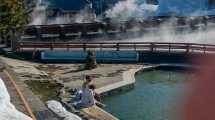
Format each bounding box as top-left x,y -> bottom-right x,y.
184,55 -> 215,120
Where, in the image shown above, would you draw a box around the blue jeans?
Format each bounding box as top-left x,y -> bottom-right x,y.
73,101 -> 86,110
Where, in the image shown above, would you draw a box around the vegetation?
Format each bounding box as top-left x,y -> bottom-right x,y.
0,0 -> 28,47
25,80 -> 63,102
85,50 -> 97,70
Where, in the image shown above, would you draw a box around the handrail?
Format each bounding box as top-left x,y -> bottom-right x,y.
17,41 -> 215,46
16,42 -> 215,54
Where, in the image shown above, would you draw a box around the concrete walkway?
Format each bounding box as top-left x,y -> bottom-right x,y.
0,56 -> 143,120
0,59 -> 61,120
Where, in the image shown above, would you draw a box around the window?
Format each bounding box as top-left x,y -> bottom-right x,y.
209,0 -> 215,9
146,0 -> 159,5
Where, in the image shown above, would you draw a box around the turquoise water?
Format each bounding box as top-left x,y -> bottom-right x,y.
103,69 -> 192,120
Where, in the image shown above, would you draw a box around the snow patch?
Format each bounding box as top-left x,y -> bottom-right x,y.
0,78 -> 32,120
47,100 -> 82,120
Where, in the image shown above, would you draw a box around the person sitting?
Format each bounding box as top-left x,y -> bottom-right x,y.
88,84 -> 106,108
73,83 -> 106,110
73,83 -> 95,110
76,75 -> 92,100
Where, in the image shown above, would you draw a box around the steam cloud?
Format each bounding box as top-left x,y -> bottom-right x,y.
29,0 -> 97,25
29,3 -> 47,25
97,0 -> 215,44
88,16 -> 215,44
28,0 -> 215,44
105,0 -> 159,21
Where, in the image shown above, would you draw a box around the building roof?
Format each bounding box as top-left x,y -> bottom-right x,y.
43,0 -> 87,11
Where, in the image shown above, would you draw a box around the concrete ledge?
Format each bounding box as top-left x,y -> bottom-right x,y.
96,63 -> 195,97
96,65 -> 154,96
96,69 -> 138,95
90,65 -> 155,119
82,105 -> 119,120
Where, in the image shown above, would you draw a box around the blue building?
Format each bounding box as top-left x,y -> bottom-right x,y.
44,0 -> 87,11
92,0 -> 120,14
155,0 -> 215,16
43,0 -> 215,17
43,0 -> 121,15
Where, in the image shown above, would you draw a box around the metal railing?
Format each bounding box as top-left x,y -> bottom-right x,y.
16,42 -> 215,54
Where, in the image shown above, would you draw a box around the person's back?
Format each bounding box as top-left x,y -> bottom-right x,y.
73,85 -> 95,110
81,86 -> 95,107
73,75 -> 95,110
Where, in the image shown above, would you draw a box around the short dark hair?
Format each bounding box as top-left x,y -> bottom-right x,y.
89,84 -> 96,90
85,75 -> 92,81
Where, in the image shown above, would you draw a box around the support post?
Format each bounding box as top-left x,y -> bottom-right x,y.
100,43 -> 103,51
116,43 -> 119,51
50,43 -> 54,51
204,45 -> 206,54
35,26 -> 42,40
67,44 -> 70,51
32,48 -> 36,59
134,44 -> 137,51
59,25 -> 66,39
83,43 -> 87,51
186,44 -> 190,53
150,43 -> 154,52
